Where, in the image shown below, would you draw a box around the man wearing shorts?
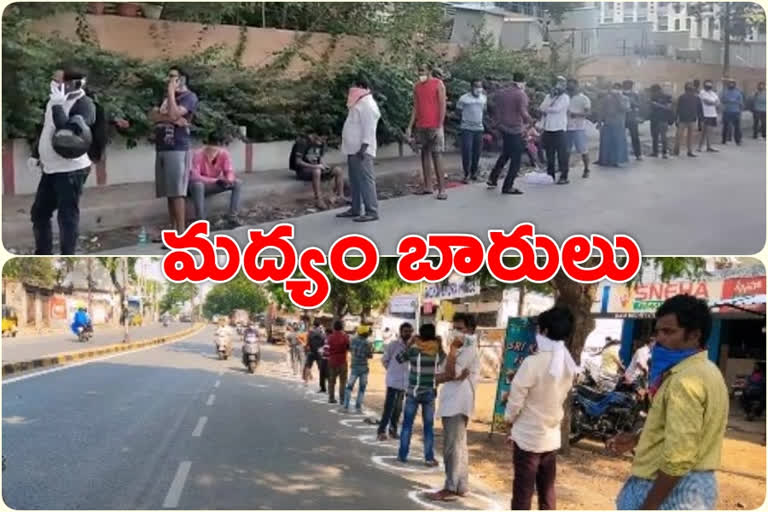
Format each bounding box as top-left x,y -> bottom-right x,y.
698,80 -> 720,153
150,66 -> 198,234
565,79 -> 591,178
289,133 -> 344,209
406,65 -> 448,200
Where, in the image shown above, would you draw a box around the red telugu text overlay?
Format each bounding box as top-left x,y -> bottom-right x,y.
161,221 -> 642,310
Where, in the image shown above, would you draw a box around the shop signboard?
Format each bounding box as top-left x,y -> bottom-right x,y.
491,317 -> 537,434
607,280 -> 722,315
423,279 -> 479,301
389,295 -> 418,314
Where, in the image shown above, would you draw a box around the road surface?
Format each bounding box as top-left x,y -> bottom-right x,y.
110,139 -> 765,255
2,327 -> 502,509
1,323 -> 193,364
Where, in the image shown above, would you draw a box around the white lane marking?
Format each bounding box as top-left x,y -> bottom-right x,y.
329,408 -> 366,416
357,434 -> 399,449
162,460 -> 192,508
3,336 -> 194,385
191,416 -> 208,437
408,488 -> 504,510
371,455 -> 441,473
339,418 -> 377,429
299,427 -> 309,433
206,394 -> 215,406
214,380 -> 220,388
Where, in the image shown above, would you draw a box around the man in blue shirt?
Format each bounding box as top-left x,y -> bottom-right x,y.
720,79 -> 744,145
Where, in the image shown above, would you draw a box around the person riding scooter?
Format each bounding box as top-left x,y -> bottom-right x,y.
242,324 -> 261,371
161,312 -> 170,327
70,306 -> 93,339
214,321 -> 234,359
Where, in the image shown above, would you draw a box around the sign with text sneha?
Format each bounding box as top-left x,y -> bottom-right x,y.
490,316 -> 537,435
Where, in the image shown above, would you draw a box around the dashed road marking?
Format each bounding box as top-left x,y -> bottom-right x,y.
192,416 -> 207,437
206,394 -> 215,406
162,461 -> 191,508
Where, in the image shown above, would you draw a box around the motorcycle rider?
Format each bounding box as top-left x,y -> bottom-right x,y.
161,311 -> 171,327
242,322 -> 261,368
214,319 -> 234,357
70,305 -> 92,338
598,337 -> 625,392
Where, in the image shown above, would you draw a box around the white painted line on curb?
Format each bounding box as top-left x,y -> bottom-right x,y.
206,394 -> 215,406
408,488 -> 504,510
192,416 -> 208,437
214,380 -> 220,388
162,461 -> 192,508
371,455 -> 442,473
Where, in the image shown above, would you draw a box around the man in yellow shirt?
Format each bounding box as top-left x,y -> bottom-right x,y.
608,294 -> 728,510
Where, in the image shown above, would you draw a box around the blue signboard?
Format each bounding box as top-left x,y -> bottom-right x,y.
491,316 -> 537,434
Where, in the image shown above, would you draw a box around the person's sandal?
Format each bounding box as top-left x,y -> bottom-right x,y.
336,210 -> 358,218
425,459 -> 439,467
436,192 -> 448,200
426,489 -> 457,502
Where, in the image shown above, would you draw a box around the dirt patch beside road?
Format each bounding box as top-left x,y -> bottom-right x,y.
359,354 -> 766,509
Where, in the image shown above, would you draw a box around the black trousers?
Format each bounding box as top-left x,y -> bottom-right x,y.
305,353 -> 329,391
378,387 -> 405,435
626,121 -> 642,158
542,130 -> 568,180
488,132 -> 523,191
31,168 -> 90,255
650,120 -> 668,156
753,111 -> 766,138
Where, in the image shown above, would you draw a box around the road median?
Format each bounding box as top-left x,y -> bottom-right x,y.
2,323 -> 206,378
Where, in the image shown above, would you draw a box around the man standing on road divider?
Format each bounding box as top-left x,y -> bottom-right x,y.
428,314 -> 479,502
344,325 -> 374,412
504,306 -> 576,510
377,322 -> 413,441
327,320 -> 350,405
396,323 -> 445,467
608,295 -> 728,510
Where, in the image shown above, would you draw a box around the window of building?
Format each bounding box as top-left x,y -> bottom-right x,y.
658,15 -> 669,31
686,18 -> 691,30
708,20 -> 715,38
581,33 -> 591,54
674,19 -> 681,31
604,2 -> 614,22
624,11 -> 634,22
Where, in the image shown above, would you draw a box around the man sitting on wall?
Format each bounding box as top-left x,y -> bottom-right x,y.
288,133 -> 345,209
188,137 -> 243,228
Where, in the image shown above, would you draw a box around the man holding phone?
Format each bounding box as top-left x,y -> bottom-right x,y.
150,66 -> 198,235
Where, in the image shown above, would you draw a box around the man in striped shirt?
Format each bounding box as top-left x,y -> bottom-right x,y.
344,325 -> 374,412
396,323 -> 445,467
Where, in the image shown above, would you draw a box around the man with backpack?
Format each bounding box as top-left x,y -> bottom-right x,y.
28,68 -> 106,255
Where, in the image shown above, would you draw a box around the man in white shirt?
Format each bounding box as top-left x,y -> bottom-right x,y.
624,339 -> 653,386
338,78 -> 381,223
539,76 -> 571,185
505,306 -> 577,510
565,79 -> 592,178
428,313 -> 480,502
698,80 -> 720,153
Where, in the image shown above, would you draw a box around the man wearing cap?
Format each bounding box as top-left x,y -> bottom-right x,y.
344,325 -> 374,413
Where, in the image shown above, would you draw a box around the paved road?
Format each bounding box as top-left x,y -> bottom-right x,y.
2,328 -> 502,509
110,139 -> 765,256
1,323 -> 194,365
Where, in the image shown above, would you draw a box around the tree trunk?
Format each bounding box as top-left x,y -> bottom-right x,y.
552,271 -> 598,456
86,259 -> 93,314
516,283 -> 526,318
723,3 -> 731,77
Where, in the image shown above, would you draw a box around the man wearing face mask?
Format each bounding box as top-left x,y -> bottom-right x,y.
456,79 -> 487,183
339,77 -> 381,223
565,79 -> 592,178
720,79 -> 744,146
428,314 -> 479,502
406,65 -> 448,200
29,68 -> 96,255
608,295 -> 728,510
504,306 -> 576,510
150,66 -> 199,236
698,80 -> 720,152
539,77 -> 571,185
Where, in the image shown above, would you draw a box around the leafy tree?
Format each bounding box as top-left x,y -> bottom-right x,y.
160,282 -> 199,313
2,258 -> 57,289
203,273 -> 269,318
97,257 -> 137,324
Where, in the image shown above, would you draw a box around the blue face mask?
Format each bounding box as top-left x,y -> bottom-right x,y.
649,343 -> 700,388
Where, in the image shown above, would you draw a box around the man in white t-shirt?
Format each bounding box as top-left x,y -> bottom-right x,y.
539,76 -> 571,185
428,313 -> 480,502
566,79 -> 592,178
625,339 -> 653,385
698,80 -> 720,153
505,306 -> 577,510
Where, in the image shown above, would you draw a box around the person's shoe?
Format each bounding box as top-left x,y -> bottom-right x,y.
582,170 -> 590,178
355,408 -> 363,414
707,147 -> 719,152
377,433 -> 388,442
486,180 -> 497,189
636,156 -> 643,161
650,153 -> 659,158
462,176 -> 470,184
227,215 -> 244,228
329,399 -> 338,404
317,389 -> 326,394
427,489 -> 457,502
397,457 -> 408,464
470,174 -> 479,181
501,188 -> 523,195
336,210 -> 359,218
354,214 -> 379,223
687,152 -> 697,157
662,154 -> 669,159
556,178 -> 570,185
425,459 -> 439,468
316,199 -> 328,210
388,430 -> 400,440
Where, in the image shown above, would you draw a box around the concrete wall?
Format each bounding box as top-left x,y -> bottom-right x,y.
31,14 -> 460,75
2,136 -> 411,196
500,20 -> 544,50
451,11 -> 504,48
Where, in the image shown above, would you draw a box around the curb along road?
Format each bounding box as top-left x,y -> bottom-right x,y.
2,323 -> 206,378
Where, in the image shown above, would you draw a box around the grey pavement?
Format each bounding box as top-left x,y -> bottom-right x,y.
1,322 -> 192,364
114,139 -> 766,256
2,328 -> 503,509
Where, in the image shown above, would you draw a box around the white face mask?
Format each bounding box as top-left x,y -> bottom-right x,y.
472,87 -> 482,96
419,75 -> 428,83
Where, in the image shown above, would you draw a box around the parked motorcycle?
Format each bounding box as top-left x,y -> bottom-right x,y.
242,332 -> 261,374
569,377 -> 647,445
